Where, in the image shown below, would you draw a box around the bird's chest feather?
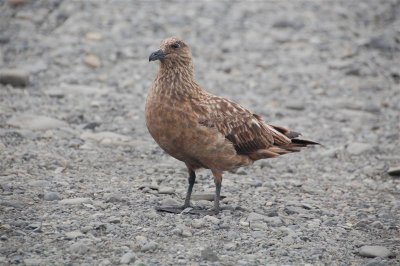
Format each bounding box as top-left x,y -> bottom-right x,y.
145,91 -> 199,156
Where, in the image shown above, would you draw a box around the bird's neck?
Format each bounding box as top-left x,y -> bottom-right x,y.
155,61 -> 201,98
159,60 -> 194,79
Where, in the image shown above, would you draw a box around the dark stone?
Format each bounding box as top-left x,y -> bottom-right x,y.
83,122 -> 101,130
0,69 -> 29,87
272,19 -> 304,30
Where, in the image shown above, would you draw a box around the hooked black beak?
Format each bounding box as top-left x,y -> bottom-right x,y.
149,49 -> 166,62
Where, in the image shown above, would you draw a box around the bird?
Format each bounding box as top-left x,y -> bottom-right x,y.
146,37 -> 319,214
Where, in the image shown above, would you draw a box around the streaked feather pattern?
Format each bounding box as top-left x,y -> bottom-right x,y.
197,95 -> 318,159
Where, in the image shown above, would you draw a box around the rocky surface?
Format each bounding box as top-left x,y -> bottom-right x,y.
1,0 -> 399,265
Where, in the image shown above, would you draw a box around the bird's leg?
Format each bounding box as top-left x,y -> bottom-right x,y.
212,170 -> 223,215
156,168 -> 196,214
183,169 -> 196,208
156,169 -> 223,215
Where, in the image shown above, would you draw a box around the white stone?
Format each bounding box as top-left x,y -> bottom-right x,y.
80,131 -> 131,145
192,219 -> 205,228
120,252 -> 136,264
59,197 -> 91,205
84,54 -> 101,68
7,115 -> 68,131
65,231 -> 85,239
359,245 -> 391,258
158,186 -> 175,194
204,215 -> 220,225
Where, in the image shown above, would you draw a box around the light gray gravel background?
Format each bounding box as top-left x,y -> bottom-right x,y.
1,0 -> 400,265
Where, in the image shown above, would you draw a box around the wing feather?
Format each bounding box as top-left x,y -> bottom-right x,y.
197,96 -> 291,155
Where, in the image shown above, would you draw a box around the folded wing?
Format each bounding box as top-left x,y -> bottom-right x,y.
197,96 -> 318,161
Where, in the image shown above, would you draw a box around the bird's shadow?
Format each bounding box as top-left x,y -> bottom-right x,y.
155,205 -> 246,216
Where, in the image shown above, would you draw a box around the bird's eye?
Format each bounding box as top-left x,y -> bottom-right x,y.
170,43 -> 180,49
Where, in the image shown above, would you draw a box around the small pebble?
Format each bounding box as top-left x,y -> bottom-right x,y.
247,212 -> 267,222
120,252 -> 136,264
84,54 -> 101,68
85,32 -> 103,41
7,115 -> 67,131
272,19 -> 304,29
192,219 -> 205,228
371,221 -> 384,229
108,216 -> 121,224
140,241 -> 158,252
0,69 -> 29,87
23,258 -> 42,266
285,101 -> 305,110
224,242 -> 236,250
43,192 -> 61,201
104,193 -> 124,203
204,215 -> 220,225
201,247 -> 219,262
160,198 -> 180,207
388,166 -> 400,176
250,222 -> 268,230
181,227 -> 192,237
132,259 -> 146,266
364,258 -> 388,266
69,240 -> 92,254
191,193 -> 215,201
359,246 -> 391,258
59,197 -> 91,205
158,186 -> 175,194
29,180 -> 50,187
65,231 -> 84,239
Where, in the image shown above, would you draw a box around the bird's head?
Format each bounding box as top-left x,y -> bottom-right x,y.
149,37 -> 192,67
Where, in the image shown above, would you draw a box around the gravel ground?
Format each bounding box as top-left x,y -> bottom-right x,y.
1,0 -> 400,265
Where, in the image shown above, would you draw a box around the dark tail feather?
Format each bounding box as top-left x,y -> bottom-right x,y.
270,124 -> 320,146
291,138 -> 321,146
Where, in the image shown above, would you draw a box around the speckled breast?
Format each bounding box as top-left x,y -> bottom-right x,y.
145,93 -> 197,162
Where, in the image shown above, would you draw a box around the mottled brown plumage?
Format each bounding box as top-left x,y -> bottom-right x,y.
146,37 -> 319,214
